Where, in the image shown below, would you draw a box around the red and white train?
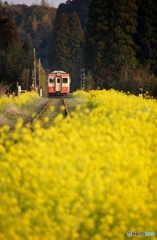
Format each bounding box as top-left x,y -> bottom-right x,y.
47,71 -> 71,96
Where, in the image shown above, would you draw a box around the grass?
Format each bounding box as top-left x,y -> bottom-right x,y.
0,97 -> 49,129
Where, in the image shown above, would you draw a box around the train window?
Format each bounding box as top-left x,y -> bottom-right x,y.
57,78 -> 60,83
49,78 -> 54,83
63,78 -> 68,83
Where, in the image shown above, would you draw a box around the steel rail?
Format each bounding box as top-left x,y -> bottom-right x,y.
31,97 -> 70,129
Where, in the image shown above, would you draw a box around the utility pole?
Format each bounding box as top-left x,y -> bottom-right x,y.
39,58 -> 42,97
38,58 -> 40,92
26,69 -> 29,91
33,48 -> 36,91
81,68 -> 85,90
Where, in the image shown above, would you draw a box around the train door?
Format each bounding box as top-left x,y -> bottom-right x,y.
55,77 -> 62,92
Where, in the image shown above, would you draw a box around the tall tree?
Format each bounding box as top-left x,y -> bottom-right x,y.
68,12 -> 84,90
0,15 -> 22,85
68,12 -> 84,59
56,0 -> 92,31
40,0 -> 50,7
84,0 -> 107,74
84,0 -> 138,88
49,13 -> 70,71
135,0 -> 157,75
0,17 -> 21,50
110,0 -> 137,70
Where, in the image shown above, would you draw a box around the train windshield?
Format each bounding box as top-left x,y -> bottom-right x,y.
49,78 -> 54,83
63,78 -> 68,83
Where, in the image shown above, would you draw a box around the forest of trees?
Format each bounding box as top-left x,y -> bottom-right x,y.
48,12 -> 84,91
0,0 -> 157,97
84,0 -> 157,95
0,2 -> 56,96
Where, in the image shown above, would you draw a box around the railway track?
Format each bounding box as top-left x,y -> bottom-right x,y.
32,97 -> 70,129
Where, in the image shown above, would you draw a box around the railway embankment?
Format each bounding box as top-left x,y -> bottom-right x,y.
0,95 -> 82,129
0,97 -> 49,129
31,96 -> 82,128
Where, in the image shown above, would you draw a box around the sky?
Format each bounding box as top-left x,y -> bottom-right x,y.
7,0 -> 67,8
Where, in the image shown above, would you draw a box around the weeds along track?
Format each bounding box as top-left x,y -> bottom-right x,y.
32,97 -> 70,128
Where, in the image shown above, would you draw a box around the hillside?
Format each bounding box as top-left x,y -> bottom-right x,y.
0,0 -> 91,69
0,3 -> 56,68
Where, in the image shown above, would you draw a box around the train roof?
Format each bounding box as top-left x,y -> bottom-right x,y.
51,71 -> 66,73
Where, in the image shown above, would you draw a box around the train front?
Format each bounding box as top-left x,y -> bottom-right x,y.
47,71 -> 71,96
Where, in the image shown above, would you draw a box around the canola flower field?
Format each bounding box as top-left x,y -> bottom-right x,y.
0,92 -> 39,109
0,89 -> 157,240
